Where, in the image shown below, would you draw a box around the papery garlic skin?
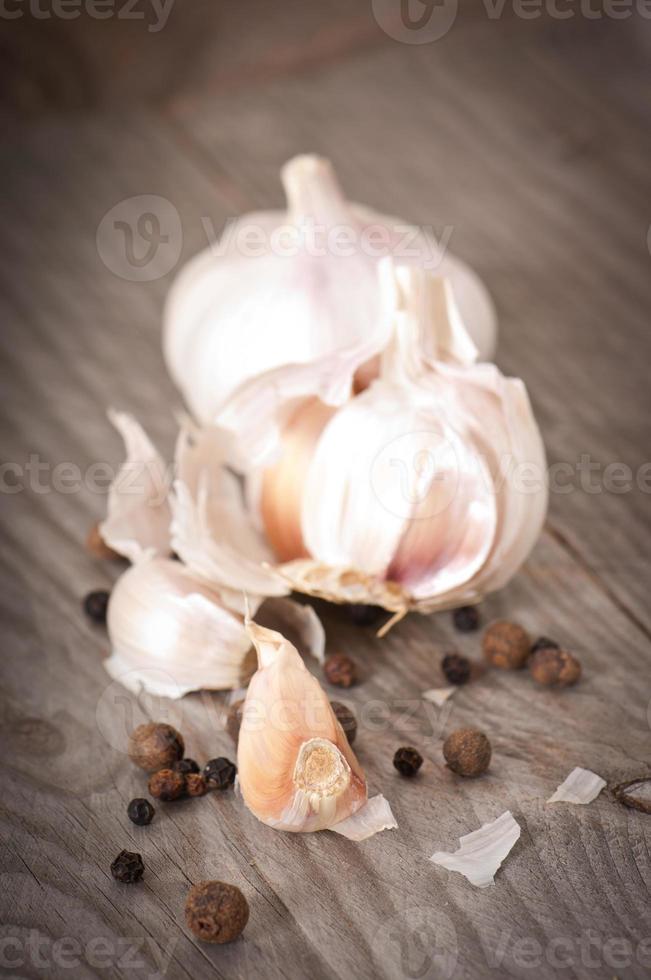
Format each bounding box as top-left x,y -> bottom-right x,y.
238,619 -> 367,832
100,410 -> 172,561
105,557 -> 254,698
163,154 -> 496,426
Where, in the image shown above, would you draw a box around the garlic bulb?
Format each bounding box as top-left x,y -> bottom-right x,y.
238,618 -> 367,832
105,557 -> 254,697
197,261 -> 547,615
163,154 -> 496,426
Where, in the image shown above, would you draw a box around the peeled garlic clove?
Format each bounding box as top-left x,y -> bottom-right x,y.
100,410 -> 172,561
238,619 -> 367,832
163,154 -> 496,425
105,557 -> 255,698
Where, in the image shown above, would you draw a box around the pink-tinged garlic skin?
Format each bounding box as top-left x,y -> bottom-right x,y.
237,621 -> 367,832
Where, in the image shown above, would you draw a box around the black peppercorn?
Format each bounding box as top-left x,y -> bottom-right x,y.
330,701 -> 357,745
83,589 -> 110,624
452,606 -> 480,633
174,758 -> 200,774
110,850 -> 144,883
530,636 -> 560,655
347,604 -> 384,627
127,798 -> 155,826
185,881 -> 249,943
148,768 -> 186,801
441,652 -> 471,685
393,746 -> 423,777
204,757 -> 237,790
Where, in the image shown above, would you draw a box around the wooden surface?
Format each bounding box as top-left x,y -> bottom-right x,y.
1,6 -> 650,979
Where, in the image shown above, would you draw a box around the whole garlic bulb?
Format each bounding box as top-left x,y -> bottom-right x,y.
237,617 -> 367,832
163,154 -> 496,426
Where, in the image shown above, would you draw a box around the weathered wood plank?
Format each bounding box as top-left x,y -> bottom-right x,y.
1,12 -> 650,980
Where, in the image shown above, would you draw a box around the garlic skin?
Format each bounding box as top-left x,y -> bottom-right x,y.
105,557 -> 255,698
238,619 -> 367,832
209,261 -> 547,615
163,154 -> 496,426
100,410 -> 172,561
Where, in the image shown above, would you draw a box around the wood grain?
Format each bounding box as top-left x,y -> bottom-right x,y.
0,8 -> 650,980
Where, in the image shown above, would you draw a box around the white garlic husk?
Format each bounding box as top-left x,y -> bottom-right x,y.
191,261 -> 547,615
237,617 -> 368,832
99,410 -> 172,562
105,556 -> 255,697
99,417 -> 326,696
163,154 -> 496,426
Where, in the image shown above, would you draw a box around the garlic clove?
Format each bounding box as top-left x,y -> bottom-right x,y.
105,556 -> 253,698
99,410 -> 172,561
163,154 -> 496,427
237,618 -> 367,832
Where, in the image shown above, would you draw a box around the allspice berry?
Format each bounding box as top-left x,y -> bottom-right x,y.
530,648 -> 581,687
226,699 -> 244,746
330,701 -> 357,745
324,653 -> 358,688
482,620 -> 530,670
185,773 -> 208,797
185,881 -> 249,944
128,722 -> 185,771
443,729 -> 491,777
148,768 -> 186,801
